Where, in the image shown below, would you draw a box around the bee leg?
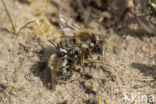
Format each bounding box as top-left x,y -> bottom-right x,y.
81,59 -> 87,77
88,51 -> 92,60
86,48 -> 92,60
51,70 -> 58,90
77,55 -> 85,76
48,54 -> 58,90
82,62 -> 85,72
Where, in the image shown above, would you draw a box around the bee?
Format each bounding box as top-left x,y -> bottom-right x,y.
48,13 -> 104,90
59,13 -> 104,62
48,40 -> 80,90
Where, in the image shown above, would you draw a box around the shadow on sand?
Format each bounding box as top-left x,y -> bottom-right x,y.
29,46 -> 55,89
131,63 -> 156,88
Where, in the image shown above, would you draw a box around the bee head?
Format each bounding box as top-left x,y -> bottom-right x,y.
90,34 -> 104,55
57,48 -> 67,57
93,45 -> 102,54
49,40 -> 68,57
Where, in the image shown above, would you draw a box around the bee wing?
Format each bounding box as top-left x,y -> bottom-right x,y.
59,13 -> 81,35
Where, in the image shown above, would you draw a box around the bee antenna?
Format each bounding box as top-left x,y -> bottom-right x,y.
48,40 -> 59,49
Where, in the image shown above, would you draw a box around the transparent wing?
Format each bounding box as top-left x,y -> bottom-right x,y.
59,12 -> 81,35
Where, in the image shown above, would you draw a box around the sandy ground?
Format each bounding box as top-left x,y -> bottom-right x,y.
0,0 -> 155,104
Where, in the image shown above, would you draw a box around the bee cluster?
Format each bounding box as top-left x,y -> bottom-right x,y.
48,14 -> 104,90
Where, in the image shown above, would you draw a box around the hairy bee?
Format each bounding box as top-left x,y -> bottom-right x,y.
48,13 -> 104,90
59,13 -> 104,62
48,39 -> 80,90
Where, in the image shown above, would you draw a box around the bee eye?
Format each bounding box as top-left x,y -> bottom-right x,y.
91,34 -> 96,44
72,38 -> 76,43
74,50 -> 79,55
66,68 -> 70,71
68,58 -> 74,63
57,52 -> 65,57
94,46 -> 101,52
